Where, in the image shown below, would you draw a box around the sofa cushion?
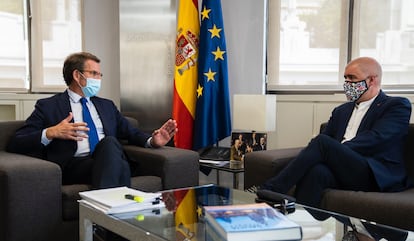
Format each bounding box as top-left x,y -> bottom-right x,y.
244,147 -> 303,189
130,175 -> 162,192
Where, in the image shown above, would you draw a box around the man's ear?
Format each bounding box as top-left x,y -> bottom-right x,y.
73,69 -> 80,81
365,76 -> 373,87
369,75 -> 379,87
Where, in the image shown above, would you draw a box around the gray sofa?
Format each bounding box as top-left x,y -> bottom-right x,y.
244,124 -> 414,231
0,119 -> 199,241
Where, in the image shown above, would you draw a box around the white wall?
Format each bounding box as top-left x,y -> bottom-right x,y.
83,0 -> 120,107
0,93 -> 51,120
270,93 -> 414,150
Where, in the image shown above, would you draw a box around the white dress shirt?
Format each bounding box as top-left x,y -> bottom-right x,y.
342,95 -> 376,143
342,94 -> 377,238
41,89 -> 105,156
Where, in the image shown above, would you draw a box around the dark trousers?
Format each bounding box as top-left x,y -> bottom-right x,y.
262,134 -> 409,240
262,134 -> 379,207
62,136 -> 131,189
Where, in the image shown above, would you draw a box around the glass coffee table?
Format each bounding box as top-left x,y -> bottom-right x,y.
79,184 -> 412,241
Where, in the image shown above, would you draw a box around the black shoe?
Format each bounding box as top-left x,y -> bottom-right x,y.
244,185 -> 260,194
255,189 -> 296,214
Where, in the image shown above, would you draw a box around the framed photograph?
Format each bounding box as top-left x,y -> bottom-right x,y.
230,131 -> 267,161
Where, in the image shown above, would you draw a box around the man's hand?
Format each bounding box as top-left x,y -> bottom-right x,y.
151,119 -> 178,147
45,112 -> 89,141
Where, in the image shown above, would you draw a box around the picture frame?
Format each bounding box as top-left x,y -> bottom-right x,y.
231,131 -> 267,157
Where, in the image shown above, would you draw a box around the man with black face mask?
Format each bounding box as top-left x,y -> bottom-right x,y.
258,57 -> 412,241
7,52 -> 178,189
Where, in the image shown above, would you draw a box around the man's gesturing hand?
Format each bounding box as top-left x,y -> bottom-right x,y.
150,119 -> 178,147
45,112 -> 89,141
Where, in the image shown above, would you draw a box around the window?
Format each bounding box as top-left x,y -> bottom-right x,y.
356,0 -> 414,88
0,0 -> 82,93
0,0 -> 27,91
267,0 -> 414,92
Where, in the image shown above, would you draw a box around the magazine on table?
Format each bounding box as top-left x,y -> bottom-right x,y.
204,202 -> 302,241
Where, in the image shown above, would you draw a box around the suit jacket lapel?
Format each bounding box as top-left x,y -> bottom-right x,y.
358,90 -> 386,132
334,102 -> 355,141
56,90 -> 77,153
58,90 -> 73,122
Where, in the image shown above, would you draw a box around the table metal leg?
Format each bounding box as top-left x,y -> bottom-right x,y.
233,173 -> 239,189
79,208 -> 93,241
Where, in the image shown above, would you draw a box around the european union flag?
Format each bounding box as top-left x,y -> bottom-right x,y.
193,0 -> 231,150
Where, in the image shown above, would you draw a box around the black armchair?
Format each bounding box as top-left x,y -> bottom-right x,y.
0,118 -> 199,241
244,124 -> 414,231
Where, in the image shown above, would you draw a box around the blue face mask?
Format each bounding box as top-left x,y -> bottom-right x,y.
78,72 -> 101,97
82,78 -> 101,97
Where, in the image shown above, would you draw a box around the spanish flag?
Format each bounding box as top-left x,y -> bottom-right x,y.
172,0 -> 200,149
173,189 -> 198,240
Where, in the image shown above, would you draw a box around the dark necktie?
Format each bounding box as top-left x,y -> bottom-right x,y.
80,97 -> 99,153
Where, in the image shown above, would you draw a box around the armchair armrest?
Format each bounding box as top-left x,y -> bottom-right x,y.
123,145 -> 199,190
244,147 -> 303,189
0,151 -> 62,241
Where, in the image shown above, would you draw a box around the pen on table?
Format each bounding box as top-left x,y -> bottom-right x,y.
125,194 -> 144,203
151,197 -> 161,205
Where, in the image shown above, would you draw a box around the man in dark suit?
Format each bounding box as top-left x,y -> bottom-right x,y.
261,57 -> 411,241
7,52 -> 178,189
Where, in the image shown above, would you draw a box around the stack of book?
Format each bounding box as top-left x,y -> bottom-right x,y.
204,202 -> 302,241
79,186 -> 164,214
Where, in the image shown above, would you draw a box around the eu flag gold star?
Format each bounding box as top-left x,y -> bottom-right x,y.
196,84 -> 203,98
201,6 -> 211,20
204,68 -> 217,81
208,24 -> 222,39
212,46 -> 225,61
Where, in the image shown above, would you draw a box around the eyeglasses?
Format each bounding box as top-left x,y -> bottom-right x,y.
82,70 -> 103,78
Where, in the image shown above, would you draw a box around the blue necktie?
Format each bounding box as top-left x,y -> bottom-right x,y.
80,97 -> 99,153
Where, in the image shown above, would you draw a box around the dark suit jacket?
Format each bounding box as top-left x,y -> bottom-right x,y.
322,90 -> 412,191
7,91 -> 151,169
230,145 -> 243,161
